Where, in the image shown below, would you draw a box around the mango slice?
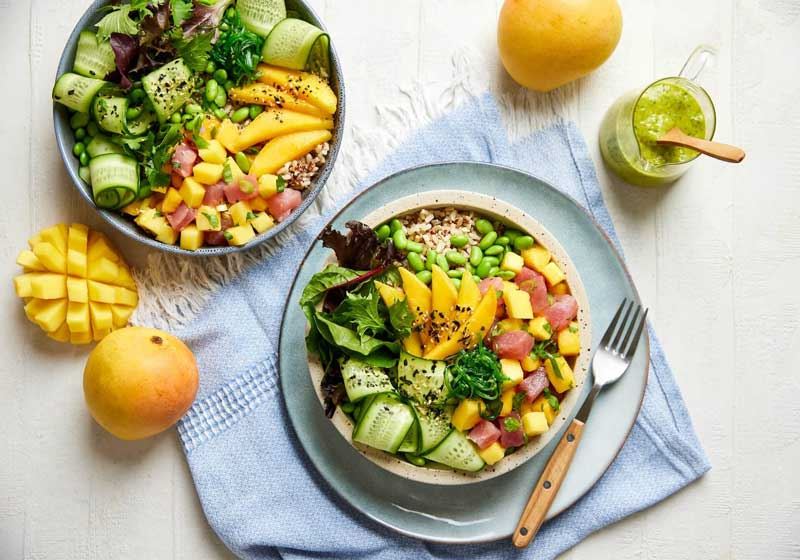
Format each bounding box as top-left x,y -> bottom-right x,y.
250,129 -> 332,176
234,109 -> 333,152
257,64 -> 338,115
229,83 -> 329,118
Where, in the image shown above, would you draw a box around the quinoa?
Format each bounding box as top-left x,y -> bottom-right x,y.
399,207 -> 481,255
278,142 -> 330,191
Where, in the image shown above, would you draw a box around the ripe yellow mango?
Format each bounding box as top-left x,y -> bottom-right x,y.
557,323 -> 581,356
250,129 -> 332,176
375,281 -> 405,307
229,83 -> 328,117
16,250 -> 45,271
402,331 -> 424,357
398,267 -> 431,317
257,64 -> 338,115
500,358 -> 524,390
479,441 -> 506,466
431,265 -> 457,322
30,273 -> 67,300
32,242 -> 66,273
451,398 -> 484,431
465,289 -> 497,342
234,109 -> 333,151
456,270 -> 481,313
422,335 -> 462,361
89,301 -> 113,331
88,257 -> 119,284
31,299 -> 68,332
522,411 -> 549,437
524,395 -> 557,425
544,355 -> 575,394
39,224 -> 68,254
521,245 -> 551,272
67,301 -> 90,333
215,119 -> 240,153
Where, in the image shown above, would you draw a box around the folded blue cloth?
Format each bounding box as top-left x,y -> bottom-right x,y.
175,93 -> 710,559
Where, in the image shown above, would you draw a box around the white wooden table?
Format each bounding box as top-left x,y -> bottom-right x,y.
2,0 -> 799,558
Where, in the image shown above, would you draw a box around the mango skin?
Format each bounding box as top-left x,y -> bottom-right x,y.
497,0 -> 622,92
83,327 -> 198,440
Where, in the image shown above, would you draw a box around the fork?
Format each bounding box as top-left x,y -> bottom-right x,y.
512,299 -> 648,548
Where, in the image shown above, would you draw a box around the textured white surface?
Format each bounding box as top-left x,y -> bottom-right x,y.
1,0 -> 799,558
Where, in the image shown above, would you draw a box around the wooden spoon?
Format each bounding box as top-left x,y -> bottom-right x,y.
657,127 -> 745,163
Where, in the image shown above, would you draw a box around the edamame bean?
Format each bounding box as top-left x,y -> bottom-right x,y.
425,250 -> 437,271
205,61 -> 216,74
224,80 -> 235,92
214,90 -> 227,107
484,245 -> 504,256
79,151 -> 90,166
226,6 -> 235,17
231,107 -> 250,123
476,260 -> 492,278
389,218 -> 403,233
504,229 -> 522,242
478,231 -> 497,250
445,251 -> 467,266
407,252 -> 425,272
497,270 -> 516,280
450,234 -> 469,248
435,254 -> 450,272
219,22 -> 229,32
249,105 -> 263,119
213,69 -> 228,83
405,240 -> 424,253
466,262 -> 475,274
205,79 -> 219,103
392,229 -> 407,250
513,235 -> 534,251
72,142 -> 85,156
451,278 -> 461,290
70,112 -> 89,129
213,107 -> 227,120
130,88 -> 145,103
170,112 -> 182,124
375,224 -> 391,241
405,454 -> 426,467
475,218 -> 494,235
182,113 -> 195,122
340,401 -> 355,414
125,106 -> 142,120
86,122 -> 98,137
482,256 -> 500,267
447,269 -> 463,278
416,270 -> 432,285
469,246 -> 483,267
74,127 -> 86,141
496,236 -> 510,246
488,266 -> 500,277
235,152 -> 251,173
185,103 -> 202,115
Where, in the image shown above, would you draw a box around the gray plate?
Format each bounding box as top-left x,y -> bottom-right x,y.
53,0 -> 345,256
279,162 -> 648,543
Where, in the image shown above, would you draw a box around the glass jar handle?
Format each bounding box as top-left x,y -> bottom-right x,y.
678,45 -> 717,82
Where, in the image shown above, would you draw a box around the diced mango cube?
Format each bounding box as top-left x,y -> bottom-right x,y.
162,187 -> 184,214
544,355 -> 575,393
522,397 -> 554,425
198,114 -> 220,141
30,273 -> 67,300
89,301 -> 113,331
93,327 -> 112,342
179,177 -> 206,208
522,411 -> 549,437
88,280 -> 117,304
541,261 -> 565,286
528,316 -> 552,340
521,355 -> 541,372
198,139 -> 227,164
180,225 -> 204,251
215,120 -> 240,153
67,249 -> 87,277
551,282 -> 569,296
521,245 -> 551,272
47,322 -> 71,343
87,232 -> 118,263
250,212 -> 275,233
135,209 -> 178,245
115,265 -> 136,289
557,322 -> 581,356
195,206 -> 221,231
478,442 -> 506,466
224,225 -> 255,246
13,273 -> 34,297
229,201 -> 252,227
192,162 -> 224,185
17,250 -> 45,271
451,398 -> 484,431
258,174 -> 281,198
249,196 -> 268,211
500,359 -> 524,390
115,287 -> 138,307
500,251 -> 524,274
500,389 -> 515,416
495,318 -> 524,333
66,277 -> 88,303
224,156 -> 245,183
70,330 -> 94,345
32,298 -> 68,332
68,223 -> 88,251
110,304 -> 134,328
122,199 -> 143,216
504,289 -> 533,319
88,257 -> 119,284
66,301 -> 90,333
40,224 -> 68,254
32,242 -> 66,273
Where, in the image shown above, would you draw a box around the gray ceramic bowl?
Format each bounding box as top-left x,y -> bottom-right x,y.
53,0 -> 345,256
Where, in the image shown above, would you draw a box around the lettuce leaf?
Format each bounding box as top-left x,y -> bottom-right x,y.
300,264 -> 360,308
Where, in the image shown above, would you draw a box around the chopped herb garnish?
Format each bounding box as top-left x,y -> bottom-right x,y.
512,391 -> 527,413
223,231 -> 233,240
202,212 -> 219,229
543,388 -> 560,411
245,211 -> 256,221
222,162 -> 233,183
276,175 -> 286,192
568,324 -> 579,333
503,417 -> 521,432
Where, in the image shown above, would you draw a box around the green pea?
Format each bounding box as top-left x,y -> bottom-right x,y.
497,270 -> 516,280
478,231 -> 497,250
340,401 -> 355,414
513,235 -> 535,251
79,151 -> 90,166
213,107 -> 228,120
416,270 -> 432,285
205,61 -> 216,74
405,454 -> 426,467
231,107 -> 250,123
425,250 -> 437,271
74,127 -> 86,141
475,218 -> 494,235
205,79 -> 219,103
185,103 -> 203,115
407,252 -> 425,272
213,69 -> 228,83
392,229 -> 407,250
170,112 -> 182,124
235,152 -> 251,173
405,241 -> 424,253
69,112 -> 89,129
125,106 -> 142,120
447,269 -> 463,278
219,22 -> 230,32
482,256 -> 500,267
214,90 -> 227,107
496,235 -> 510,246
450,234 -> 469,248
488,266 -> 500,277
389,218 -> 403,233
375,224 -> 391,241
249,105 -> 263,119
435,254 -> 450,272
476,260 -> 492,279
504,229 -> 522,242
469,246 -> 483,267
445,251 -> 467,266
86,122 -> 99,137
130,88 -> 145,103
451,278 -> 461,290
72,142 -> 85,156
484,245 -> 504,256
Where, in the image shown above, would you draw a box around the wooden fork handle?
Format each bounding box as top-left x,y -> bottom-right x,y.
512,418 -> 585,548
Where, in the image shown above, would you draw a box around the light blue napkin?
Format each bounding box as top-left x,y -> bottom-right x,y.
175,93 -> 710,559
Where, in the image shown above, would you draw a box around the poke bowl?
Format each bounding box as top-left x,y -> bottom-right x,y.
53,0 -> 344,256
301,191 -> 591,484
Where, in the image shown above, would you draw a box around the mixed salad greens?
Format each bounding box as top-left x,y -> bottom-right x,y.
53,0 -> 337,250
302,212 -> 582,473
